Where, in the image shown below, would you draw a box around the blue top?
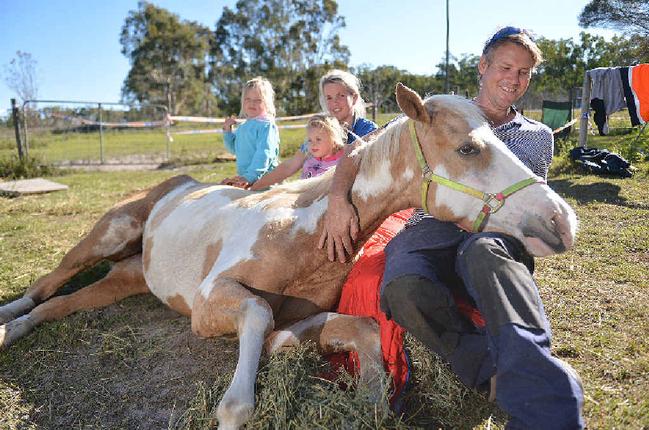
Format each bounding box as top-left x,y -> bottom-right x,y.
223,118 -> 280,183
347,117 -> 377,144
300,116 -> 378,153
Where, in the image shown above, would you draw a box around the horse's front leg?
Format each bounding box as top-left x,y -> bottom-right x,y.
191,277 -> 274,430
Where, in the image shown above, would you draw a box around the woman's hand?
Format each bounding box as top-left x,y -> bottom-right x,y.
318,195 -> 359,263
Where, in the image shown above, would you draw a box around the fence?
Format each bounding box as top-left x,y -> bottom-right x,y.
8,100 -> 171,166
4,100 -> 340,166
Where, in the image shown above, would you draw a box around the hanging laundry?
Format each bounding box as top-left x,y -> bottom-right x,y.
629,64 -> 649,125
588,67 -> 627,135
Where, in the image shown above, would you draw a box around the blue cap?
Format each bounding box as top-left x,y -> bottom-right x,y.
483,26 -> 534,54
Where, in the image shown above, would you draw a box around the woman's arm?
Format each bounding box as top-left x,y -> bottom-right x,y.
317,142 -> 362,263
249,152 -> 306,191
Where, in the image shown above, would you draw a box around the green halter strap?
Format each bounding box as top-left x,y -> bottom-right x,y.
408,120 -> 543,232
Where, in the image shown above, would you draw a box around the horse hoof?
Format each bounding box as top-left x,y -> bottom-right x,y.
0,297 -> 35,325
0,315 -> 35,349
216,398 -> 254,430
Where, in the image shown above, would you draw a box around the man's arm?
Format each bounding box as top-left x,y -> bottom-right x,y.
318,142 -> 362,263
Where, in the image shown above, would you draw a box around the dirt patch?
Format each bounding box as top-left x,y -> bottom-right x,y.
1,295 -> 239,429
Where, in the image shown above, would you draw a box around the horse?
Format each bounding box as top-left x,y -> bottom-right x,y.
0,84 -> 577,429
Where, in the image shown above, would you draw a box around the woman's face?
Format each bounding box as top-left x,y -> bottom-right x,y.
323,82 -> 357,125
243,87 -> 267,118
478,42 -> 534,111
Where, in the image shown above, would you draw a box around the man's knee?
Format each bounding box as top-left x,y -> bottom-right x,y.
380,275 -> 431,320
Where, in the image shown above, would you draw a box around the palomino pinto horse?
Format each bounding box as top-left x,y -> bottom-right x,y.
0,84 -> 577,429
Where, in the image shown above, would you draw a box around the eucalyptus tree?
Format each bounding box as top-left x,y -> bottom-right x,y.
120,1 -> 216,115
210,0 -> 349,115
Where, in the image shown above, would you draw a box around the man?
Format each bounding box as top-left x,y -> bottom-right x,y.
319,27 -> 584,429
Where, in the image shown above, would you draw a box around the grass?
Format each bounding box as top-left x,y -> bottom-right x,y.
0,118 -> 648,428
0,113 -> 398,168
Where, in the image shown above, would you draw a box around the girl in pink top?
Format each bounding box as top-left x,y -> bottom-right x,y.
250,114 -> 345,190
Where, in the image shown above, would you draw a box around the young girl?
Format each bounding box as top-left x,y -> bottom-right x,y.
220,77 -> 280,188
249,114 -> 345,191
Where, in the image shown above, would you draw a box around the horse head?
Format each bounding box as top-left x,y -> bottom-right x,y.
395,83 -> 577,257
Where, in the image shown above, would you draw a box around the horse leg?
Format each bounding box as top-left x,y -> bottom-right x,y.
265,312 -> 384,394
191,277 -> 274,430
0,254 -> 149,348
0,175 -> 193,324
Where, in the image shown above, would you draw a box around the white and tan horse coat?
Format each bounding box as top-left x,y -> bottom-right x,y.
0,84 -> 577,429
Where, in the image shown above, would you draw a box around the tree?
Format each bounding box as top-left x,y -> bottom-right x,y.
579,0 -> 649,35
579,0 -> 649,58
3,51 -> 39,103
355,65 -> 405,113
120,1 -> 215,115
434,53 -> 479,97
210,0 -> 350,114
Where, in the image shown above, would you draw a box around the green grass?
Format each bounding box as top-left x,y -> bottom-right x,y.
0,116 -> 648,428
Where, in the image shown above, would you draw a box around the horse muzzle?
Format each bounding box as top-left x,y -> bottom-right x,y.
520,194 -> 578,257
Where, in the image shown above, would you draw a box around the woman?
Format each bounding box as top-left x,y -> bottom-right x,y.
318,27 -> 584,430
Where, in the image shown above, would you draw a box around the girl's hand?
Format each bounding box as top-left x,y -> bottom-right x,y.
223,116 -> 237,132
220,176 -> 250,189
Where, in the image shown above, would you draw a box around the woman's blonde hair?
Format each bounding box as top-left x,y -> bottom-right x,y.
318,69 -> 367,119
306,114 -> 346,151
240,76 -> 276,118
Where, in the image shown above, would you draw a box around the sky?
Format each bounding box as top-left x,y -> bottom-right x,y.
0,0 -> 621,117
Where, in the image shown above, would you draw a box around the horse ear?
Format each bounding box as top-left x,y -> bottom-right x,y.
395,83 -> 430,123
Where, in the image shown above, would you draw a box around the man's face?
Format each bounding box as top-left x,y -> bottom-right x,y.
478,42 -> 534,111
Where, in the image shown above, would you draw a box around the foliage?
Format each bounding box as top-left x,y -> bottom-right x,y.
435,53 -> 480,98
120,1 -> 216,115
579,0 -> 649,35
533,32 -> 649,97
0,155 -> 59,180
2,51 -> 39,104
209,0 -> 349,115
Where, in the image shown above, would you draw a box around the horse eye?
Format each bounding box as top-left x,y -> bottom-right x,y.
457,144 -> 479,156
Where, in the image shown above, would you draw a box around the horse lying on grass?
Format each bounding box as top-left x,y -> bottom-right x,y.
0,84 -> 577,429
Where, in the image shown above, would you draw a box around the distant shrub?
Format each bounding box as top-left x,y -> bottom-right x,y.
0,155 -> 60,179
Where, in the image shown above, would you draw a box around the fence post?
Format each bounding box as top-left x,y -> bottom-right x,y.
98,102 -> 105,164
11,98 -> 24,160
578,71 -> 591,148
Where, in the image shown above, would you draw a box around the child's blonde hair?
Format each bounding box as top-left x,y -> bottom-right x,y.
307,114 -> 346,151
318,69 -> 367,119
240,76 -> 276,118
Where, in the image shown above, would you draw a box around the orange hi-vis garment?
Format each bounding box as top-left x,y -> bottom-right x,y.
630,64 -> 649,124
621,64 -> 649,126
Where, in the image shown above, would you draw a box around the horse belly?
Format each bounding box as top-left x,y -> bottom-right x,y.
142,185 -> 243,316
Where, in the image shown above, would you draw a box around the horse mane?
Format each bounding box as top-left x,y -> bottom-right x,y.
266,95 -> 484,204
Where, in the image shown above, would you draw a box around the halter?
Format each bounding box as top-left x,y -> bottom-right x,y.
408,120 -> 544,232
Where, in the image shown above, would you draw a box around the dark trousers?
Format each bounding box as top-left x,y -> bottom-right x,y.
380,218 -> 584,430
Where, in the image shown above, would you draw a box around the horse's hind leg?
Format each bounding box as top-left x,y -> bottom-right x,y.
0,254 -> 149,348
0,175 -> 193,324
266,312 -> 384,394
192,277 -> 274,430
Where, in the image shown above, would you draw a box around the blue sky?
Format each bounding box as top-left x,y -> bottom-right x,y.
0,0 -> 619,116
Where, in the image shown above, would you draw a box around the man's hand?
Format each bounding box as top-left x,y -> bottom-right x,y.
318,195 -> 360,263
220,176 -> 250,189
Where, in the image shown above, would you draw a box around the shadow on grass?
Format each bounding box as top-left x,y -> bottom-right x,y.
549,178 -> 649,210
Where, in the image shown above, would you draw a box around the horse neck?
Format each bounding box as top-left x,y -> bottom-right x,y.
349,119 -> 420,240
